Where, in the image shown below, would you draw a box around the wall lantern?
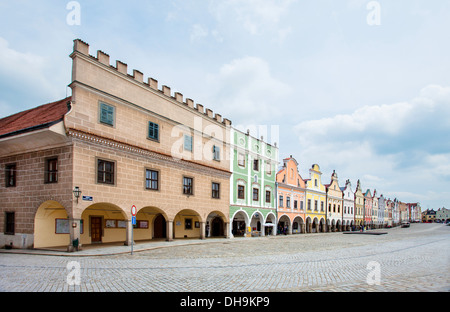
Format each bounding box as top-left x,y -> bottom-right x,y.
73,186 -> 82,203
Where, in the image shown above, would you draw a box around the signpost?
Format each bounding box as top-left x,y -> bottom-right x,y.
131,205 -> 137,255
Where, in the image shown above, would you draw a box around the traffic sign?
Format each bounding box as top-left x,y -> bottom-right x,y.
131,216 -> 136,225
131,205 -> 137,216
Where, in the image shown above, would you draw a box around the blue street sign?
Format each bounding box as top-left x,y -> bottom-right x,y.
132,216 -> 136,225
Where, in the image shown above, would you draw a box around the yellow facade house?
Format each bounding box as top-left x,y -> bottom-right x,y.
303,164 -> 326,233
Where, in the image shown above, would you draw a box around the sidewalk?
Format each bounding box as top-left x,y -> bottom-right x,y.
0,237 -> 236,257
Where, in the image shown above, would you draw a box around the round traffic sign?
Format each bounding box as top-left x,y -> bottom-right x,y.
131,205 -> 137,216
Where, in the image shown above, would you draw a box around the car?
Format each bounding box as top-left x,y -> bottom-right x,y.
401,222 -> 410,228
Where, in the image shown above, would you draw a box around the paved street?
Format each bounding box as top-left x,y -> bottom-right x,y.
0,223 -> 449,292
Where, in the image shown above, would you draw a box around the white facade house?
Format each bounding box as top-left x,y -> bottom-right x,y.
341,179 -> 355,231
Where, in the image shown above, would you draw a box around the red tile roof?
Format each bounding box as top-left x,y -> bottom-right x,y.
0,97 -> 71,137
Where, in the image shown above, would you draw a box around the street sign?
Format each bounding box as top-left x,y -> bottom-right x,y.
131,205 -> 137,216
131,216 -> 136,225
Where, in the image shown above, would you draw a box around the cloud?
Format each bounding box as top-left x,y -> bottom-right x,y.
209,0 -> 295,39
293,84 -> 450,200
205,56 -> 293,124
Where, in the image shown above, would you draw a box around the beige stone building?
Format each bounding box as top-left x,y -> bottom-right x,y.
1,39 -> 231,251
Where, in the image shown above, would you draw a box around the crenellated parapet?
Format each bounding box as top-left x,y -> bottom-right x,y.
72,39 -> 231,127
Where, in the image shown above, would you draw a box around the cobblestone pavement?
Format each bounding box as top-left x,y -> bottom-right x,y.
0,223 -> 449,292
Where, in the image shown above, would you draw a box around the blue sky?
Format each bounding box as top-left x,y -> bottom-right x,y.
1,0 -> 449,211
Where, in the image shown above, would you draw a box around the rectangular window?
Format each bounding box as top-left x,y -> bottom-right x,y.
97,159 -> 115,185
148,122 -> 159,141
145,169 -> 159,190
286,196 -> 291,208
212,182 -> 220,199
99,102 -> 115,126
265,190 -> 271,203
238,153 -> 245,167
265,162 -> 271,175
253,159 -> 259,171
253,188 -> 259,201
321,201 -> 324,212
279,195 -> 284,207
185,218 -> 192,230
237,185 -> 245,199
183,177 -> 193,195
308,199 -> 311,210
5,164 -> 16,187
5,212 -> 15,235
294,200 -> 298,209
45,158 -> 58,183
184,135 -> 193,152
314,179 -> 318,187
300,201 -> 304,210
314,200 -> 318,211
213,145 -> 220,161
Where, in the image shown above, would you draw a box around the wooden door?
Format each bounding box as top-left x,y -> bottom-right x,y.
91,217 -> 102,243
153,214 -> 166,238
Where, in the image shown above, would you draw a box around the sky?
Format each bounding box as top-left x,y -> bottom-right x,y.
0,0 -> 449,211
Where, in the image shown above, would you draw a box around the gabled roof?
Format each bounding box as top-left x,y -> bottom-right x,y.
0,97 -> 71,138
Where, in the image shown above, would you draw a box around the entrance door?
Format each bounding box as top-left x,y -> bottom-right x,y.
211,217 -> 223,237
153,214 -> 166,239
91,217 -> 102,243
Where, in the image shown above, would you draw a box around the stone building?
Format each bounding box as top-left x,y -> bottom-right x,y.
1,39 -> 232,250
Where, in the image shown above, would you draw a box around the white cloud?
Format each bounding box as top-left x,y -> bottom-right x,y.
205,56 -> 293,124
190,24 -> 209,43
293,84 -> 450,202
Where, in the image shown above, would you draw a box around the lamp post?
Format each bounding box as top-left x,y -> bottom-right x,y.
73,186 -> 81,203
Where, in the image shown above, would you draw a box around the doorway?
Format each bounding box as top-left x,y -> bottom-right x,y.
153,214 -> 166,239
91,217 -> 102,243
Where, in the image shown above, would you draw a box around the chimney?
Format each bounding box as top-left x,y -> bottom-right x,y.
162,85 -> 171,96
116,60 -> 128,75
148,78 -> 158,90
133,70 -> 144,83
97,50 -> 110,66
175,92 -> 183,103
73,39 -> 89,55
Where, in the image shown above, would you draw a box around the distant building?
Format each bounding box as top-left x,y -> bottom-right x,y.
422,209 -> 437,223
435,207 -> 449,222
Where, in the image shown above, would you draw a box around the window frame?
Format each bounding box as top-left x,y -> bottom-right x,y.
5,163 -> 16,187
147,121 -> 160,142
99,102 -> 115,127
145,169 -> 159,191
183,176 -> 194,195
212,182 -> 220,199
5,212 -> 15,235
44,157 -> 58,184
237,185 -> 245,200
96,158 -> 116,185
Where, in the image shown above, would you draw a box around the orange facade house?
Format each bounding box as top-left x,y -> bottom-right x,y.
276,156 -> 306,234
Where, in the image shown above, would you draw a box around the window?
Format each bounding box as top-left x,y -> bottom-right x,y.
238,185 -> 245,199
294,200 -> 298,210
99,102 -> 115,126
183,177 -> 193,195
300,201 -> 304,210
185,218 -> 192,230
253,188 -> 259,201
265,190 -> 271,203
238,153 -> 245,167
97,159 -> 115,184
314,200 -> 318,211
253,159 -> 259,171
45,158 -> 58,183
279,195 -> 284,207
314,179 -> 318,187
321,201 -> 324,212
213,146 -> 220,161
286,196 -> 291,208
148,122 -> 159,141
265,162 -> 271,175
184,135 -> 193,152
5,164 -> 16,187
333,204 -> 336,213
329,204 -> 332,212
145,169 -> 159,190
212,182 -> 220,199
5,212 -> 14,235
307,199 -> 311,210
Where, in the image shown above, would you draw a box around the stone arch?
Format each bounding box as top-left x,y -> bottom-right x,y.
292,216 -> 305,234
206,210 -> 227,238
34,200 -> 69,249
173,209 -> 202,239
278,214 -> 291,235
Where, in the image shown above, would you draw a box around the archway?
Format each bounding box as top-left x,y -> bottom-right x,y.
319,218 -> 325,233
206,211 -> 226,238
174,209 -> 201,239
81,202 -> 127,245
292,216 -> 304,234
312,217 -> 319,233
264,212 -> 276,236
278,214 -> 291,235
34,200 -> 69,249
231,210 -> 249,237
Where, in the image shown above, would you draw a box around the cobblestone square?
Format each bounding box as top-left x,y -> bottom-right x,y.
0,223 -> 449,293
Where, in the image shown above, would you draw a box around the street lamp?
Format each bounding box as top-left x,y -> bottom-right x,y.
73,186 -> 82,203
